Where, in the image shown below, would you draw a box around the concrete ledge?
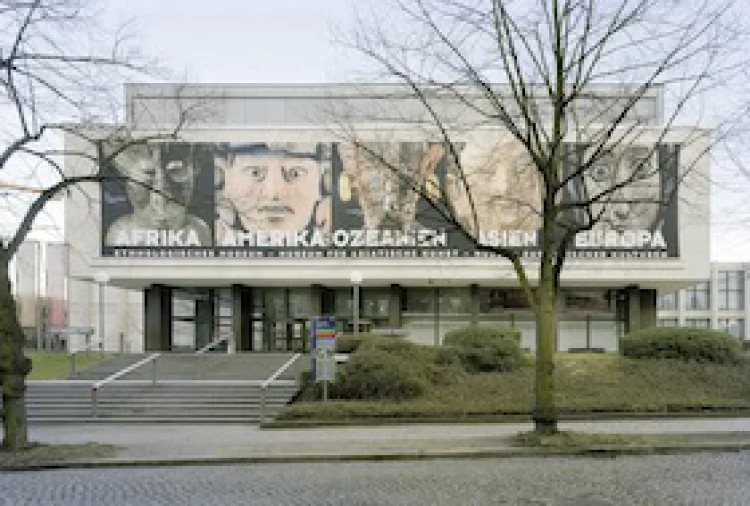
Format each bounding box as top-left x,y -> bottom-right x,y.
265,409 -> 750,429
4,441 -> 750,472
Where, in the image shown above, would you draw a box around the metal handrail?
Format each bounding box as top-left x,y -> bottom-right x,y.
90,353 -> 161,417
68,345 -> 107,377
259,353 -> 302,424
196,336 -> 228,354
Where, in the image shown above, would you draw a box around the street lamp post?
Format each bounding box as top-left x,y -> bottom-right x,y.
350,271 -> 363,338
93,271 -> 109,351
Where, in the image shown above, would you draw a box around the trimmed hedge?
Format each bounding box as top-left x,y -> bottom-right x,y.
443,325 -> 523,372
330,336 -> 466,401
331,347 -> 430,401
620,327 -> 743,365
444,324 -> 521,347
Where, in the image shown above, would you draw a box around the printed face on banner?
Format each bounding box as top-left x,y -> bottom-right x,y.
103,142 -> 213,248
582,147 -> 662,232
336,142 -> 445,231
215,143 -> 331,242
446,140 -> 542,233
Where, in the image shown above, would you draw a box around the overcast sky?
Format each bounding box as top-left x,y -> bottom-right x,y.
17,0 -> 750,263
105,0 -> 356,83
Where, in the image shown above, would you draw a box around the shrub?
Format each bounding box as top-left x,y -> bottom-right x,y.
444,324 -> 522,347
359,336 -> 420,356
334,333 -> 385,353
443,325 -> 523,372
332,348 -> 429,401
620,327 -> 743,365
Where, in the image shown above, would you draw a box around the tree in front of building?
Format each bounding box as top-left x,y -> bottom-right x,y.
0,0 -> 194,451
337,0 -> 749,434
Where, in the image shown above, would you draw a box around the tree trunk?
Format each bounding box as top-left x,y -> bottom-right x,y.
533,272 -> 558,434
0,261 -> 31,451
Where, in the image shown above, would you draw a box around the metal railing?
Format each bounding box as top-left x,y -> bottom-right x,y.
196,336 -> 228,354
68,345 -> 107,377
90,353 -> 161,417
259,353 -> 301,424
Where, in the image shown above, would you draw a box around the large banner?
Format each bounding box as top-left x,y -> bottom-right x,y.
101,140 -> 679,259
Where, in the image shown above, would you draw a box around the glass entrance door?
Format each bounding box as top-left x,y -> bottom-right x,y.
253,287 -> 312,352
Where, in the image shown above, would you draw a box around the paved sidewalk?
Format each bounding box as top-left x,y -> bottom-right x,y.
21,417 -> 750,466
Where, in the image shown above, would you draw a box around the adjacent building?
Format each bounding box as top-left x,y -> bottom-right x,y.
63,84 -> 712,353
658,262 -> 749,339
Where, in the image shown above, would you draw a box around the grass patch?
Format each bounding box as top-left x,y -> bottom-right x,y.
0,443 -> 120,468
511,430 -> 693,448
282,354 -> 750,421
26,351 -> 109,380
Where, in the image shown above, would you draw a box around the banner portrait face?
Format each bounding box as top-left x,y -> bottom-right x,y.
446,140 -> 542,234
214,143 -> 331,242
336,142 -> 445,231
584,147 -> 661,232
102,142 -> 214,249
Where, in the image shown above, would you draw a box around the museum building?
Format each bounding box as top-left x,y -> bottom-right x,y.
63,84 -> 711,353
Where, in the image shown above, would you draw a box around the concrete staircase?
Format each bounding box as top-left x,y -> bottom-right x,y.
22,353 -> 303,424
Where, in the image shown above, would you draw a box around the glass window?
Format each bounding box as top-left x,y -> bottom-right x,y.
685,318 -> 710,329
438,288 -> 471,314
334,288 -> 354,318
657,292 -> 678,310
479,289 -> 530,313
658,318 -> 678,327
264,288 -> 287,319
289,288 -> 312,319
362,289 -> 390,319
718,318 -> 745,339
563,290 -> 611,312
684,282 -> 710,310
718,270 -> 745,310
404,288 -> 434,313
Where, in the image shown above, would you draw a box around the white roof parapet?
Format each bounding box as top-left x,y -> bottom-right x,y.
124,83 -> 664,129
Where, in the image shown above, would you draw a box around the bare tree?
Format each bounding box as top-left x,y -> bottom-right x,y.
335,0 -> 750,434
0,0 -> 196,451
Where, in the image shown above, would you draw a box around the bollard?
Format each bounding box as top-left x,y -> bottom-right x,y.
260,386 -> 266,425
69,351 -> 76,377
152,356 -> 158,385
91,388 -> 98,417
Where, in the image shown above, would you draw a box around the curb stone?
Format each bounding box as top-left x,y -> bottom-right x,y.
3,442 -> 750,473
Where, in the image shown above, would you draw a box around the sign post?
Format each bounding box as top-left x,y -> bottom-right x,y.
310,316 -> 337,402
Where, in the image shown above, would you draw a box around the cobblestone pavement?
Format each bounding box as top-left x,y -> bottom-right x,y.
2,452 -> 750,505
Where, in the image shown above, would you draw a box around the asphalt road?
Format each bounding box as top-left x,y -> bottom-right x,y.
2,452 -> 750,505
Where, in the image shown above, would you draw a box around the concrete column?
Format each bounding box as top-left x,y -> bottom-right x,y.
311,284 -> 323,316
194,290 -> 214,350
388,284 -> 402,328
433,287 -> 441,346
639,289 -> 657,329
469,284 -> 480,326
710,265 -> 719,330
320,287 -> 335,316
144,285 -> 172,351
625,286 -> 640,334
231,284 -> 252,352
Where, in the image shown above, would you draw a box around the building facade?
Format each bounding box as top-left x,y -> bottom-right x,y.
63,84 -> 711,353
658,263 -> 750,339
10,240 -> 70,348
